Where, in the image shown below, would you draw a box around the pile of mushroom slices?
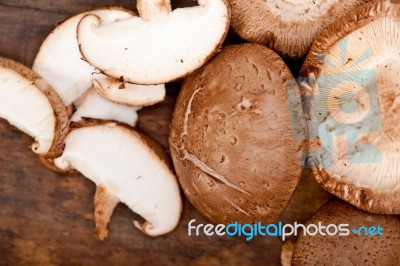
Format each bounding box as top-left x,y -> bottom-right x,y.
0,0 -> 231,240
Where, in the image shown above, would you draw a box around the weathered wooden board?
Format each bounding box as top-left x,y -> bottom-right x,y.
0,1 -> 331,265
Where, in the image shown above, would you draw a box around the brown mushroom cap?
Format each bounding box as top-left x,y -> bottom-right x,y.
301,0 -> 400,214
169,44 -> 306,224
292,199 -> 400,265
228,0 -> 370,59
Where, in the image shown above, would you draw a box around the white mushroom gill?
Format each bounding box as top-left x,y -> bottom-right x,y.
54,123 -> 182,237
77,0 -> 229,84
264,0 -> 337,23
0,67 -> 55,154
313,15 -> 400,190
229,0 -> 369,58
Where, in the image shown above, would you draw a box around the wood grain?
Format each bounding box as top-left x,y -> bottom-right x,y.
0,1 -> 331,265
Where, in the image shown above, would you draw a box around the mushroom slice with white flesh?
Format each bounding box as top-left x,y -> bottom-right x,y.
291,199 -> 400,265
33,7 -> 165,107
228,0 -> 370,59
77,0 -> 230,84
0,57 -> 69,158
53,123 -> 182,239
93,75 -> 165,107
301,0 -> 400,214
72,88 -> 141,127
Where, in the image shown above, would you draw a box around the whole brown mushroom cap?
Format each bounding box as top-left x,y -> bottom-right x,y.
292,199 -> 400,265
228,0 -> 371,59
169,44 -> 306,224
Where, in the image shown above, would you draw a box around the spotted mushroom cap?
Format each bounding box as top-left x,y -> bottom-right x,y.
292,199 -> 400,265
169,44 -> 306,224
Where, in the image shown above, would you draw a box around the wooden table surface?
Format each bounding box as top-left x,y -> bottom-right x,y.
0,1 -> 332,265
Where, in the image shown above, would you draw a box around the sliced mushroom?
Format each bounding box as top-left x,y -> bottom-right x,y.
301,0 -> 400,214
72,88 -> 141,127
0,57 -> 69,158
93,75 -> 165,107
292,199 -> 400,265
169,44 -> 306,224
281,239 -> 296,266
228,0 -> 370,59
53,123 -> 182,239
33,7 -> 165,107
77,0 -> 230,84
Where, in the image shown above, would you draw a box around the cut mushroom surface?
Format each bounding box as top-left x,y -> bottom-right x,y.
72,88 -> 141,127
169,44 -> 306,225
54,123 -> 182,239
0,57 -> 68,158
301,0 -> 400,214
33,8 -> 134,106
93,75 -> 165,107
77,0 -> 230,84
228,0 -> 370,58
291,199 -> 400,265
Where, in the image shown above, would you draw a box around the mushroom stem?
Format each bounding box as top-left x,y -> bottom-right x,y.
137,0 -> 171,21
281,239 -> 296,266
94,185 -> 120,241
